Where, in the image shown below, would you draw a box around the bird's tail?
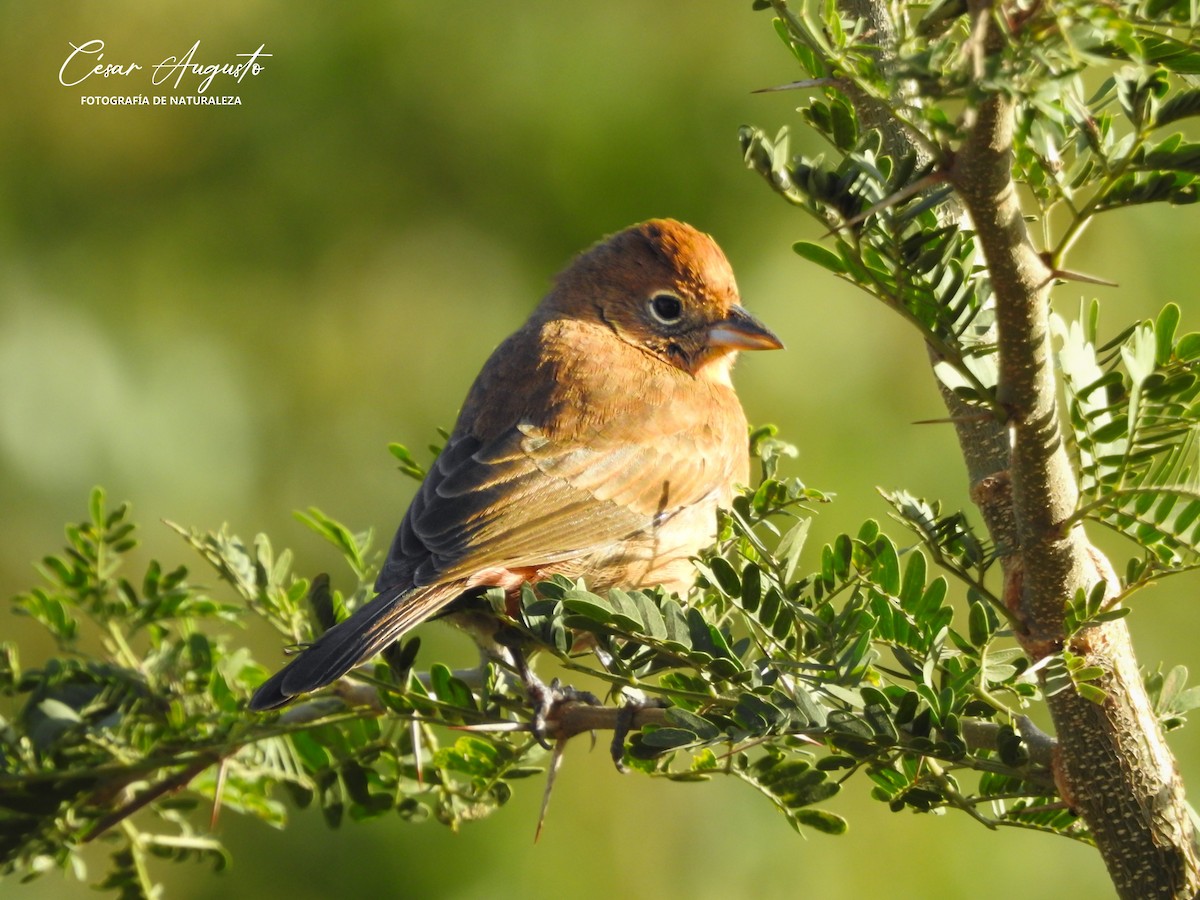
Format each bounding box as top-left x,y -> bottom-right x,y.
249,581 -> 461,711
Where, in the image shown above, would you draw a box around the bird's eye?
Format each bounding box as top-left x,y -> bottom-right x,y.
648,292 -> 683,324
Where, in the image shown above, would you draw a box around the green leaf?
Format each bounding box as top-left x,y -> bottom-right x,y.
792,240 -> 848,274
1140,36 -> 1200,74
429,663 -> 477,712
606,588 -> 645,632
89,485 -> 106,530
740,563 -> 763,611
640,727 -> 700,749
776,518 -> 810,584
967,599 -> 992,648
660,599 -> 691,649
1141,140 -> 1200,175
1156,303 -> 1181,366
387,443 -> 427,480
757,585 -> 781,627
898,549 -> 927,607
1176,333 -> 1200,360
1098,170 -> 1199,208
561,590 -> 615,624
664,707 -> 722,741
293,508 -> 370,577
633,591 -> 668,640
709,556 -> 743,597
830,96 -> 858,151
734,692 -> 787,731
793,808 -> 848,834
871,537 -> 901,595
1077,683 -> 1109,704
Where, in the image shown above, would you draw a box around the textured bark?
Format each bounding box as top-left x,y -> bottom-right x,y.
953,84 -> 1198,900
831,0 -> 1200,895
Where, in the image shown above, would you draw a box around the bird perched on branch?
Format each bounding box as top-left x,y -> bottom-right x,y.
250,219 -> 782,713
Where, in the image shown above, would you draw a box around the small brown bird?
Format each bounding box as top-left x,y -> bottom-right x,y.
250,219 -> 782,711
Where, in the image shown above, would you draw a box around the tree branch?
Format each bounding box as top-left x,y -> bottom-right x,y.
829,0 -> 1200,894
950,23 -> 1199,900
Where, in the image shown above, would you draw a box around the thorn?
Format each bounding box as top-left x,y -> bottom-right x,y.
210,757 -> 229,832
411,718 -> 424,788
446,721 -> 528,733
1007,799 -> 1074,817
911,412 -> 994,426
751,78 -> 836,93
1051,268 -> 1119,288
534,738 -> 569,843
1037,251 -> 1118,287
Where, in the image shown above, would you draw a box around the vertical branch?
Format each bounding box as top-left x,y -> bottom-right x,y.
953,91 -> 1087,620
951,55 -> 1198,900
826,1 -> 1199,895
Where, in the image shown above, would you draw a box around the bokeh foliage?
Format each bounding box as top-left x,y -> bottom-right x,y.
4,2 -> 1200,899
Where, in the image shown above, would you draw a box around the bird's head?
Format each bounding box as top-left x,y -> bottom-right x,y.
546,219 -> 783,381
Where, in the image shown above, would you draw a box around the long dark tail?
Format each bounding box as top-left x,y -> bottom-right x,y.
249,581 -> 459,710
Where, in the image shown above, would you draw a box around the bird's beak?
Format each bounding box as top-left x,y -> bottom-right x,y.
708,305 -> 784,351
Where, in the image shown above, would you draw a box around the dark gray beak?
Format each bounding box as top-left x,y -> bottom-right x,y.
708,305 -> 784,351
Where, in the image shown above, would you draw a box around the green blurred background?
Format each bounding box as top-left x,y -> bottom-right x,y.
3,4 -> 1197,898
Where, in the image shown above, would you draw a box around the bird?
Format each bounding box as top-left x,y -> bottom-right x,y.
249,218 -> 782,712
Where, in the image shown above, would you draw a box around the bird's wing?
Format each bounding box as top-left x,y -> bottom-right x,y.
253,397 -> 744,711
376,407 -> 742,592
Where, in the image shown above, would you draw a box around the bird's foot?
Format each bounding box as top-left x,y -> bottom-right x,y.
526,675 -> 600,750
493,629 -> 600,748
610,693 -> 668,771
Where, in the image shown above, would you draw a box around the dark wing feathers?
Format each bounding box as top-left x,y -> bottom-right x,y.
252,421 -> 701,711
248,580 -> 461,710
